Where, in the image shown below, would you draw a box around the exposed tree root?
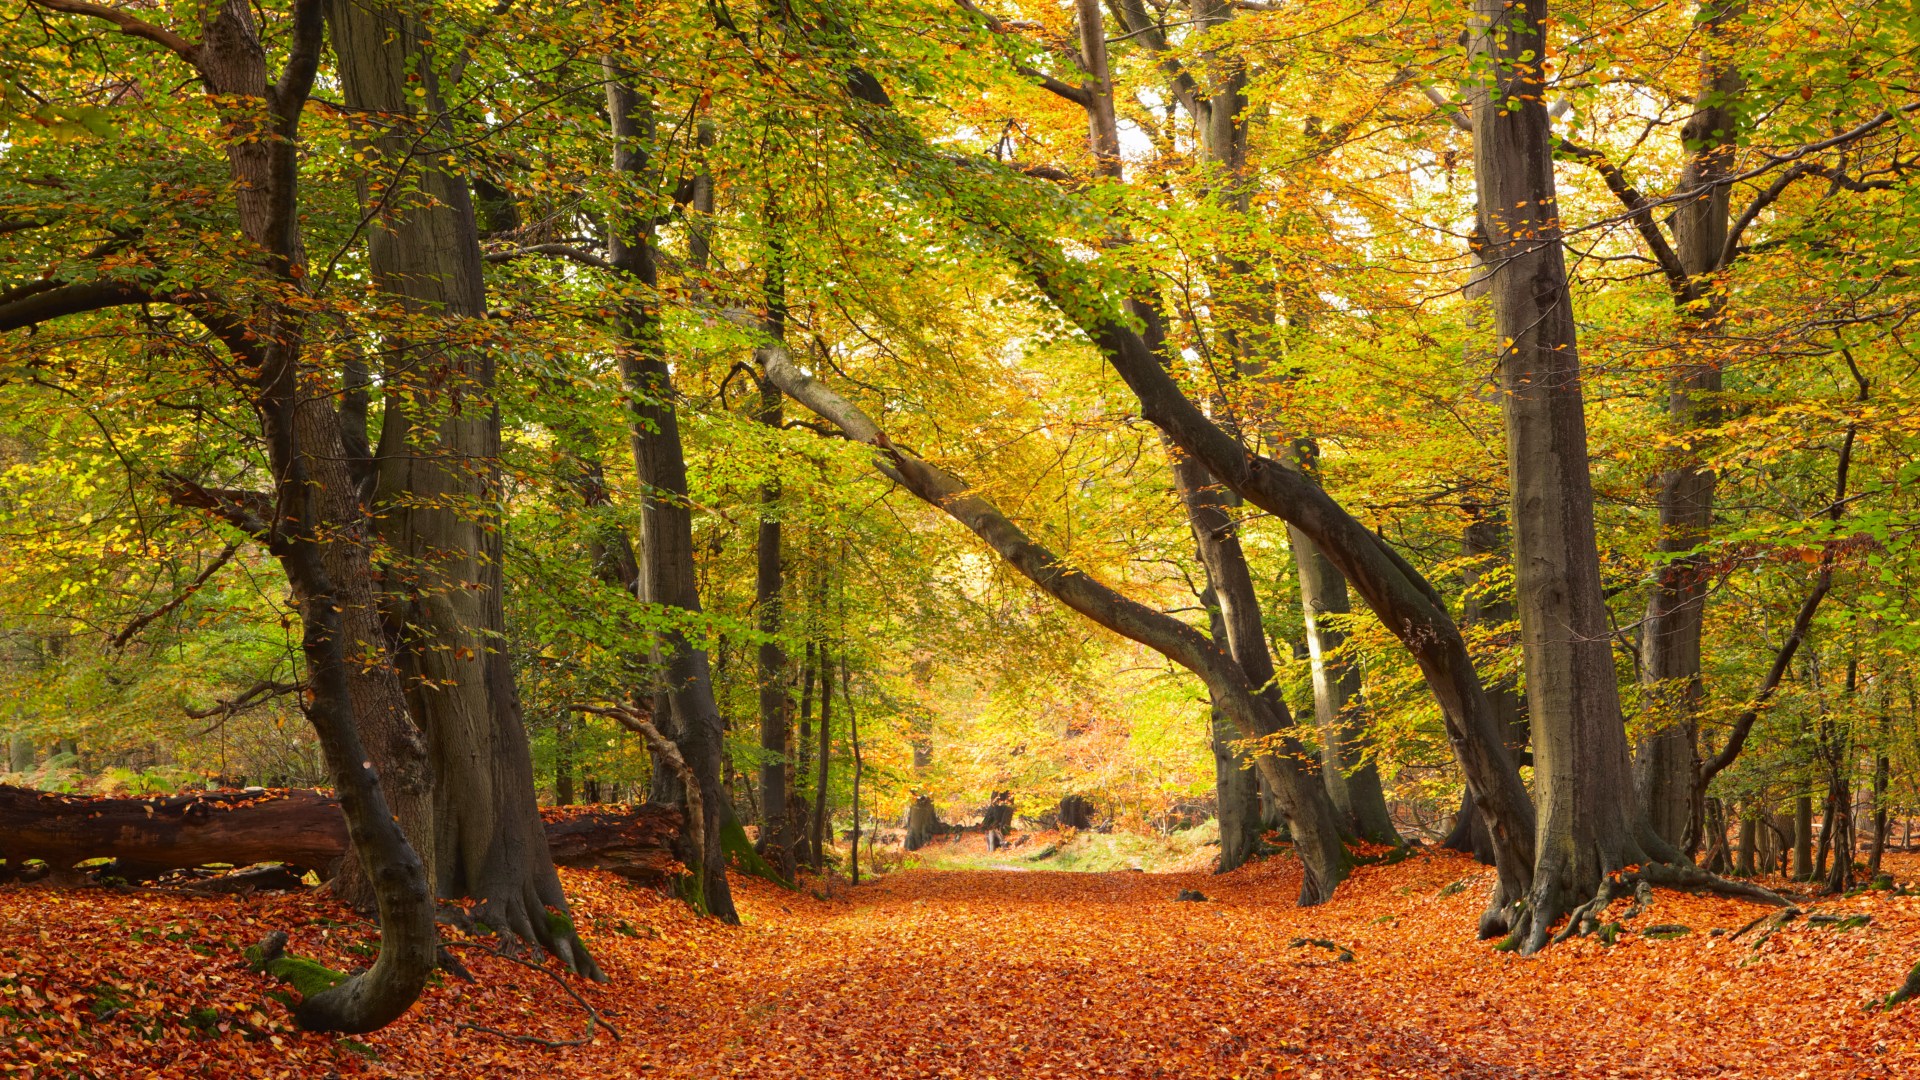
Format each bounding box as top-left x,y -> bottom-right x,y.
1508,862 -> 1794,955
1885,962 -> 1920,1010
1289,937 -> 1354,963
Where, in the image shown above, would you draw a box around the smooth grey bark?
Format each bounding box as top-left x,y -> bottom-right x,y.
325,0 -> 590,974
1291,522 -> 1398,845
1441,505 -> 1528,860
1204,591 -> 1265,872
1286,442 -> 1398,845
765,350 -> 1353,903
1470,0 -> 1674,949
1633,0 -> 1746,852
603,66 -> 736,922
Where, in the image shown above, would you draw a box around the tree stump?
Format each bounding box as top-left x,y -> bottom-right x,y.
1058,794 -> 1094,831
903,795 -> 942,851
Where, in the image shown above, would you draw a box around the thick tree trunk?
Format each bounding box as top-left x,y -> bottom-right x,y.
1441,505 -> 1527,861
604,67 -> 736,923
144,2 -> 439,1032
1210,703 -> 1264,871
324,0 -> 588,974
1470,0 -> 1665,950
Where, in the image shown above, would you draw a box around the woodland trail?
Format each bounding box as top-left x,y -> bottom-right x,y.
5,850 -> 1920,1078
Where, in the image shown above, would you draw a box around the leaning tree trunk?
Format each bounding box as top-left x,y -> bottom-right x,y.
604,65 -> 735,922
766,351 -> 1353,903
324,0 -> 591,974
824,38 -> 1534,922
1471,0 -> 1668,950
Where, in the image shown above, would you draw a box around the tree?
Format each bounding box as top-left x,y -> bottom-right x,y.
6,0 -> 435,1031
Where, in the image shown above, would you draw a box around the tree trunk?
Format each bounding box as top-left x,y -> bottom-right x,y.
754,365 -> 791,871
603,66 -> 735,922
1440,503 -> 1527,862
1211,703 -> 1264,871
1470,0 -> 1664,950
324,0 -> 588,974
1634,0 -> 1744,854
1289,510 -> 1399,844
1871,711 -> 1891,877
1794,793 -> 1815,880
1736,811 -> 1757,877
810,643 -> 834,871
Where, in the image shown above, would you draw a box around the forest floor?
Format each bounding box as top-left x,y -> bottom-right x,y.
4,848 -> 1920,1079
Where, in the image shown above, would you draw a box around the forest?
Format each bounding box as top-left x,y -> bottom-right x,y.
2,0 -> 1919,1075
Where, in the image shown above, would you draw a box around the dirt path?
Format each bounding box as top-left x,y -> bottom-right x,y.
4,850 -> 1919,1077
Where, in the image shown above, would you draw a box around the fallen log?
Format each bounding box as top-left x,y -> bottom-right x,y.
0,785 -> 681,889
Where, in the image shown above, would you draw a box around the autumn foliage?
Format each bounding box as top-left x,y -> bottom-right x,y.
5,851 -> 1918,1078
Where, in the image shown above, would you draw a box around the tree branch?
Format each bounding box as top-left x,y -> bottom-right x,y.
0,280 -> 152,333
483,243 -> 616,271
1558,140 -> 1694,300
26,0 -> 200,61
111,540 -> 243,649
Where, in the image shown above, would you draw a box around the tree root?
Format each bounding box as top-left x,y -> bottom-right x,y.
442,940 -> 621,1048
1289,937 -> 1354,963
1884,962 -> 1920,1010
1511,863 -> 1795,955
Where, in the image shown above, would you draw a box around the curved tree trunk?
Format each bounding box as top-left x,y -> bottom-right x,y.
766,350 -> 1352,903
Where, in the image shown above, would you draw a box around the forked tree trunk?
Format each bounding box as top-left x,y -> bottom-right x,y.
324,0 -> 591,975
604,66 -> 736,922
1470,0 -> 1665,949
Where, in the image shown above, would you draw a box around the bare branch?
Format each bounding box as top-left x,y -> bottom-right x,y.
484,244 -> 616,272
0,280 -> 152,333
